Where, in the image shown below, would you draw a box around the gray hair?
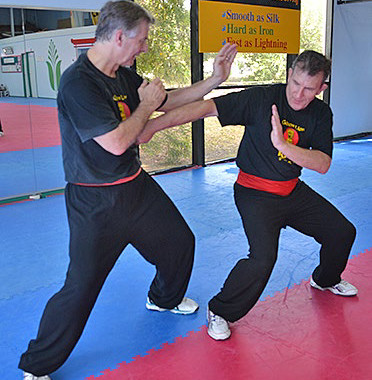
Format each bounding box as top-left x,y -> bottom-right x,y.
292,50 -> 331,83
95,0 -> 155,41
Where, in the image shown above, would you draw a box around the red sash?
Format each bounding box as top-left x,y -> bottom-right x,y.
74,167 -> 142,187
237,170 -> 298,196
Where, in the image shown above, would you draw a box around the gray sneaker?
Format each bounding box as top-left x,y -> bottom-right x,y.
146,297 -> 199,315
310,277 -> 358,296
23,372 -> 51,380
207,308 -> 231,340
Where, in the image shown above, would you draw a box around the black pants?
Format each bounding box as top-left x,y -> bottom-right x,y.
209,180 -> 356,323
19,170 -> 195,376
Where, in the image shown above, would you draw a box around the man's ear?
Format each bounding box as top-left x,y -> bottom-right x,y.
287,67 -> 293,81
115,29 -> 124,45
318,83 -> 328,95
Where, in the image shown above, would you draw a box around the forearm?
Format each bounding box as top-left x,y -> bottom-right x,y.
153,99 -> 216,131
162,76 -> 223,111
278,142 -> 332,174
94,77 -> 167,155
94,102 -> 155,155
270,104 -> 332,174
138,99 -> 217,144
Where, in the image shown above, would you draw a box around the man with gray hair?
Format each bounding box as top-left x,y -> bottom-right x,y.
18,1 -> 237,378
138,50 -> 358,341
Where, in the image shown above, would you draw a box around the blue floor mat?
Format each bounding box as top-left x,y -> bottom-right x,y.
0,138 -> 371,380
0,146 -> 65,198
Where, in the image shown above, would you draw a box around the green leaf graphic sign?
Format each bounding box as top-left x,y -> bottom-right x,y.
46,40 -> 62,91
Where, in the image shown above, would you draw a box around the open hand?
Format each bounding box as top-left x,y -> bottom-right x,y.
270,104 -> 286,150
212,43 -> 238,84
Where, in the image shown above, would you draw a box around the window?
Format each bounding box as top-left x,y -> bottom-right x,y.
135,0 -> 193,172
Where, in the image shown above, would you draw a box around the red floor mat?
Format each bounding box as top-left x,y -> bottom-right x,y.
88,248 -> 372,380
0,103 -> 59,152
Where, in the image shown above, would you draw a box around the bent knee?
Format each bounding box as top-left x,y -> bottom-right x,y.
345,220 -> 356,241
174,225 -> 195,248
337,219 -> 356,242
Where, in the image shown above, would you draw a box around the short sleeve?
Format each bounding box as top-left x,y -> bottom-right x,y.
214,89 -> 249,127
310,102 -> 333,158
58,75 -> 120,143
213,87 -> 266,127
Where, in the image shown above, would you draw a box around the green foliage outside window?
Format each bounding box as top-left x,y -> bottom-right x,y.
136,0 -> 192,171
136,0 -> 191,87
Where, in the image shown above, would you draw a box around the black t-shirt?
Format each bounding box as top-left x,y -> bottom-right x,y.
57,53 -> 143,184
214,84 -> 333,181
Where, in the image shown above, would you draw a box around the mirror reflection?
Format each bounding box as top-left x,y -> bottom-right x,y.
0,7 -> 97,200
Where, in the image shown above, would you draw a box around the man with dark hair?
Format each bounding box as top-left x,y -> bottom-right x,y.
138,50 -> 358,341
18,1 -> 237,378
291,50 -> 331,82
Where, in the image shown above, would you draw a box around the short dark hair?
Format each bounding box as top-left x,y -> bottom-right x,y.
292,50 -> 331,83
95,0 -> 155,42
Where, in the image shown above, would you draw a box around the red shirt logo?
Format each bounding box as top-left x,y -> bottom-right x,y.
284,128 -> 299,145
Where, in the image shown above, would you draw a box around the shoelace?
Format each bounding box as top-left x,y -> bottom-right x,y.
210,313 -> 226,325
333,280 -> 348,291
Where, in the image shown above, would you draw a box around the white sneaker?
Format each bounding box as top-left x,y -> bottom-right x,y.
23,372 -> 51,380
310,277 -> 358,296
146,297 -> 199,315
207,308 -> 231,340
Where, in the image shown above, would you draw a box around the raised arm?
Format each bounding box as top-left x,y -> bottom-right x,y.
159,43 -> 237,112
137,99 -> 218,144
270,105 -> 331,174
94,78 -> 166,155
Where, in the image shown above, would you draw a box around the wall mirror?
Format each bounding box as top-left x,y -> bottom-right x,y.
0,7 -> 97,200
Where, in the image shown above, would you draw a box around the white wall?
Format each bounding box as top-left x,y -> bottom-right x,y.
330,1 -> 372,138
0,34 -> 26,97
0,25 -> 96,98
